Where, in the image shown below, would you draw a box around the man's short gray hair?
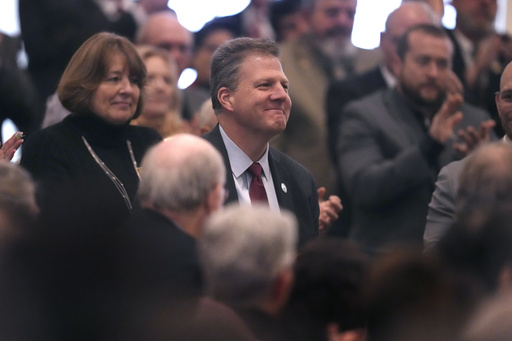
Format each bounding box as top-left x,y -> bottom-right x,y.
137,134 -> 225,211
210,37 -> 280,113
199,204 -> 298,307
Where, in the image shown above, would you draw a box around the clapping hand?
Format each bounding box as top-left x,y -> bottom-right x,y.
1,132 -> 24,162
318,187 -> 343,234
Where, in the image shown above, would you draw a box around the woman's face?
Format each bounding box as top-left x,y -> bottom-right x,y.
90,53 -> 140,124
142,55 -> 176,118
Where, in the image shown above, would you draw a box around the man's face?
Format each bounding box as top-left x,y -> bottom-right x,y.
451,0 -> 497,37
496,64 -> 512,138
308,0 -> 357,43
398,31 -> 453,108
192,29 -> 234,86
277,12 -> 310,42
143,17 -> 193,73
223,54 -> 291,139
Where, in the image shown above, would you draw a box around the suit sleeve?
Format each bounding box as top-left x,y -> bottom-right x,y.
337,103 -> 442,208
423,163 -> 458,252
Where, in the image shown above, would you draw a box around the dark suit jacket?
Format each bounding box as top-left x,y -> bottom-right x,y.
123,207 -> 203,298
337,88 -> 496,254
202,125 -> 319,247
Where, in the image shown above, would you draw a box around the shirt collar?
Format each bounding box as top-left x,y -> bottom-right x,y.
380,64 -> 397,88
219,125 -> 271,179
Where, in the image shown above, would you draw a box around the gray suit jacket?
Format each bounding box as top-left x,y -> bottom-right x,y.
423,159 -> 465,252
202,125 -> 320,247
337,88 -> 495,254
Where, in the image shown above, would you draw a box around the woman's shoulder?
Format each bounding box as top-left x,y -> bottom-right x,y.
24,118 -> 77,146
126,125 -> 163,144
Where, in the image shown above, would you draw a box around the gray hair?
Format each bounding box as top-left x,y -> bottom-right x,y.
137,134 -> 225,211
455,142 -> 512,222
199,204 -> 298,307
210,37 -> 280,112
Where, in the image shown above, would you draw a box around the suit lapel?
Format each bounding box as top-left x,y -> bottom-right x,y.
202,125 -> 238,203
268,148 -> 294,212
381,89 -> 427,145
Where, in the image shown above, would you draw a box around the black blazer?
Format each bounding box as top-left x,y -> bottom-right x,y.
124,207 -> 203,298
202,125 -> 319,247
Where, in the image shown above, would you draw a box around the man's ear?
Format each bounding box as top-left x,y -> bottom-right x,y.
218,87 -> 234,112
390,52 -> 402,78
205,183 -> 223,215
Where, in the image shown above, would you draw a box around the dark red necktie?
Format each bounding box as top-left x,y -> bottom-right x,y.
248,162 -> 268,204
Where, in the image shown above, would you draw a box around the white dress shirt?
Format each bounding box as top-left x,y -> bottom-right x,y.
219,125 -> 280,213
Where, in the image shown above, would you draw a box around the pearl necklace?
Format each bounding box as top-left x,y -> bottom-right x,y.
82,136 -> 140,212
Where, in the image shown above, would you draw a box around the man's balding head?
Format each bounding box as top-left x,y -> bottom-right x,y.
136,12 -> 193,72
138,134 -> 226,213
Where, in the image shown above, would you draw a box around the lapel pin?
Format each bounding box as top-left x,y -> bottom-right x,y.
281,183 -> 287,193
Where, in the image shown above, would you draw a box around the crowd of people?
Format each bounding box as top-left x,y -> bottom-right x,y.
0,0 -> 512,340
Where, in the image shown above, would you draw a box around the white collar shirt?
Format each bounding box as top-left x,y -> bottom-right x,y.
219,125 -> 280,212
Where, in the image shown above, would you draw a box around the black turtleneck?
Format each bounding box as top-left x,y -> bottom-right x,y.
21,113 -> 162,231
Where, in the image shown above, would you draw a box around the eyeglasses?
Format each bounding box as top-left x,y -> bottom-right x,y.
496,91 -> 512,103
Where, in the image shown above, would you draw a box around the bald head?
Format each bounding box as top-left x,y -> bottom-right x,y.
138,134 -> 226,212
136,12 -> 193,72
381,2 -> 440,69
496,61 -> 512,139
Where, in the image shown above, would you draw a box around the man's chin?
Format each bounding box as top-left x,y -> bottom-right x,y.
419,91 -> 444,106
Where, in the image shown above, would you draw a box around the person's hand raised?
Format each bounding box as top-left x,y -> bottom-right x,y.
1,132 -> 24,162
429,93 -> 463,144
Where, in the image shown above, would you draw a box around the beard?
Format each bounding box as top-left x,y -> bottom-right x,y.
318,35 -> 356,62
401,82 -> 446,111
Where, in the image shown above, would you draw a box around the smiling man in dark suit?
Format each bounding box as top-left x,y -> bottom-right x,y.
202,37 -> 320,247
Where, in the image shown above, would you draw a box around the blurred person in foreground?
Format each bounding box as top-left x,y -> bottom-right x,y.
199,204 -> 298,341
0,161 -> 38,242
125,134 -> 227,297
363,248 -> 477,341
281,238 -> 370,341
20,32 -> 162,232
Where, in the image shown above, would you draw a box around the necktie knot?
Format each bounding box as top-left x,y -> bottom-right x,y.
248,162 -> 263,177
